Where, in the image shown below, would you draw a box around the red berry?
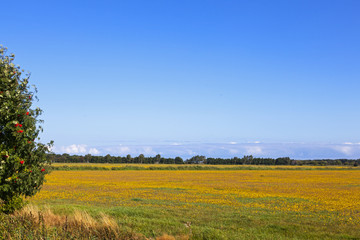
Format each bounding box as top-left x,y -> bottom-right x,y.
41,169 -> 45,172
20,160 -> 24,164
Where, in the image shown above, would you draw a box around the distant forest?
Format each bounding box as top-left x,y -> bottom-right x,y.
48,153 -> 360,166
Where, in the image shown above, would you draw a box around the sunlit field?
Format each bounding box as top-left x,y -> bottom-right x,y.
25,167 -> 360,239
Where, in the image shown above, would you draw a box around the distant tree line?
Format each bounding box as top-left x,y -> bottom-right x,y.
47,154 -> 360,166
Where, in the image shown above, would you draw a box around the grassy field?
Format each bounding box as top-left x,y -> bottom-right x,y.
3,166 -> 360,239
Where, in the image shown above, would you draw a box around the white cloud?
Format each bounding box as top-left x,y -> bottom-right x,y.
61,144 -> 87,154
54,142 -> 360,159
334,146 -> 353,155
118,146 -> 131,154
229,142 -> 237,145
245,146 -> 262,155
89,148 -> 100,155
333,143 -> 360,156
143,146 -> 155,155
343,142 -> 360,145
186,149 -> 196,155
229,149 -> 239,154
58,144 -> 100,155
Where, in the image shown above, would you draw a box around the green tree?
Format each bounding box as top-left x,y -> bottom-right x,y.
0,45 -> 53,213
126,154 -> 132,163
187,155 -> 206,164
84,154 -> 91,163
275,157 -> 291,165
155,154 -> 161,164
174,156 -> 183,164
138,154 -> 144,164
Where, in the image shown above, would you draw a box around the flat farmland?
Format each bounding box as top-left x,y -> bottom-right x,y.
29,168 -> 360,239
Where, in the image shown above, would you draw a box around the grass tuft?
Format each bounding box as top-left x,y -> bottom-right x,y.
0,204 -> 162,239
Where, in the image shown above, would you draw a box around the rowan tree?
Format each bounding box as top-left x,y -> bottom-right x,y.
0,45 -> 53,213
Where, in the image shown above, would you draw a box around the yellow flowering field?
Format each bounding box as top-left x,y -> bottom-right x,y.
25,168 -> 360,239
32,170 -> 360,224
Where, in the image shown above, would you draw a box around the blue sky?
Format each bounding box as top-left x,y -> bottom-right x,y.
2,0 -> 360,159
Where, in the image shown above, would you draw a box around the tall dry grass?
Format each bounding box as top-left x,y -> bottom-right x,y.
19,205 -> 118,230
0,204 -> 151,239
0,204 -> 191,240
